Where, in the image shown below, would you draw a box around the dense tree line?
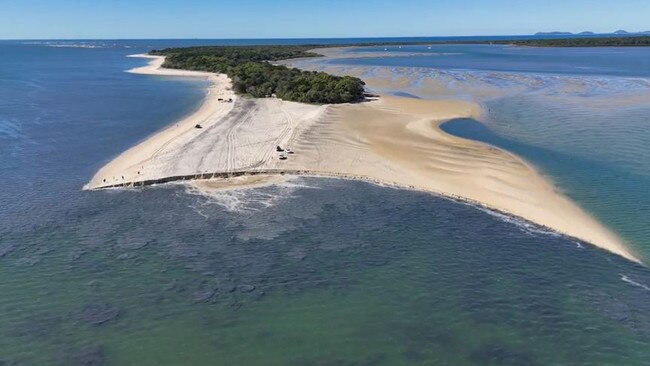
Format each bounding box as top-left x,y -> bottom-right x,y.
151,46 -> 366,104
503,36 -> 650,47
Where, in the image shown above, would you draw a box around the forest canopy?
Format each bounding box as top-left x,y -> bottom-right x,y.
500,36 -> 650,47
151,46 -> 366,104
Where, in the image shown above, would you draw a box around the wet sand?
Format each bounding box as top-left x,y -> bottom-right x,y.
85,54 -> 641,264
282,95 -> 639,263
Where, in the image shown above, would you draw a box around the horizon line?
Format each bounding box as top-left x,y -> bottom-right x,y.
3,32 -> 646,42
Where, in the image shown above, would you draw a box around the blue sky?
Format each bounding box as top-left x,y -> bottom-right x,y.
1,0 -> 649,39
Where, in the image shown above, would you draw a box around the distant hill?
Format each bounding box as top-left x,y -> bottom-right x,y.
535,30 -> 650,37
535,31 -> 573,36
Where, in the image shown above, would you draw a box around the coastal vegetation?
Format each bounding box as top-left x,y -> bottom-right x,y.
151,46 -> 366,104
503,36 -> 650,47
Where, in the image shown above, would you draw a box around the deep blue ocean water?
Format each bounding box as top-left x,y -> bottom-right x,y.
1,40 -> 649,365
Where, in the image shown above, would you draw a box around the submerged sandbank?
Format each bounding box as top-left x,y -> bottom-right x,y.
86,54 -> 641,264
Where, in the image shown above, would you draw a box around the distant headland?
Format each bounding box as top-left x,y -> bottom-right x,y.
536,30 -> 650,36
511,35 -> 650,47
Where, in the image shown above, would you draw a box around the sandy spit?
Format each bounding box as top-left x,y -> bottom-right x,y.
85,54 -> 641,264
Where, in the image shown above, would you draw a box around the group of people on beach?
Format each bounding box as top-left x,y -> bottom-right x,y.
101,166 -> 144,185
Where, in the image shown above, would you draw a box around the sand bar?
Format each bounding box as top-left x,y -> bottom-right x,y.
85,54 -> 641,264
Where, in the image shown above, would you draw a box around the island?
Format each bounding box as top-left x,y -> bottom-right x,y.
85,44 -> 640,264
535,31 -> 574,36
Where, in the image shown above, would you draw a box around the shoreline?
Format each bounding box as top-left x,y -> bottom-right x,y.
93,166 -> 641,264
93,168 -> 616,258
84,54 -> 237,190
85,53 -> 642,264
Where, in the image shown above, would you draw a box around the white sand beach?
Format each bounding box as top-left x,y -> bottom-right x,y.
85,54 -> 641,264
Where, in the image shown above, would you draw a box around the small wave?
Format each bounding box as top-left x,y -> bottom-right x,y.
620,274 -> 650,291
476,206 -> 561,237
187,204 -> 210,219
182,177 -> 318,214
0,118 -> 24,140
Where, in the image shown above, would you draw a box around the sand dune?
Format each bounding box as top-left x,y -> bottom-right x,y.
85,54 -> 641,264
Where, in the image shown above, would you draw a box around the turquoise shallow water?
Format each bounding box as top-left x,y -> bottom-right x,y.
441,116 -> 650,260
313,44 -> 650,262
1,40 -> 649,365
